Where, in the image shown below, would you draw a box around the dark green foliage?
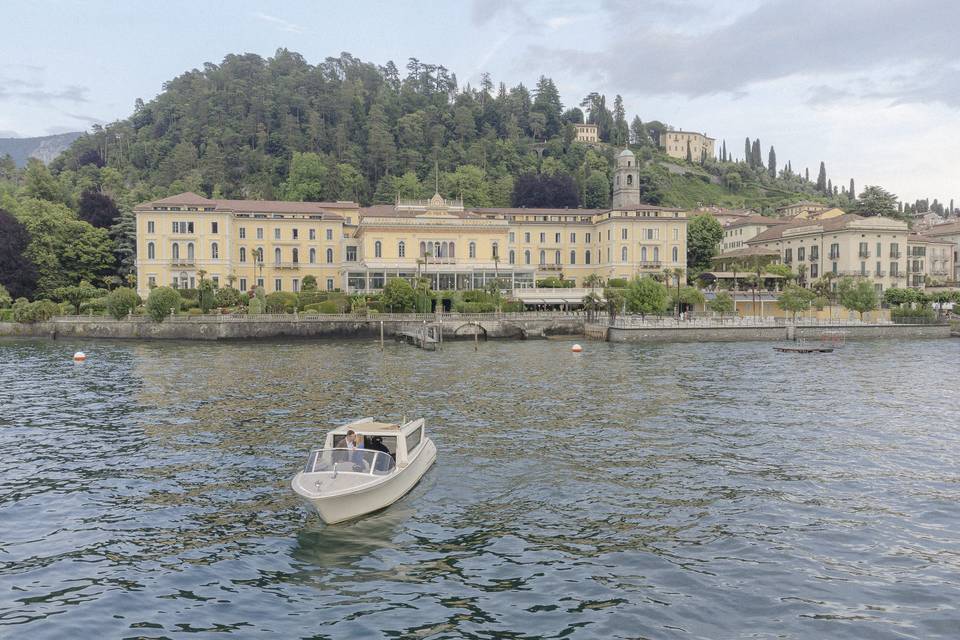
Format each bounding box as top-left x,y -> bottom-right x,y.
0,208 -> 38,299
265,291 -> 299,313
12,299 -> 59,323
606,278 -> 628,288
198,279 -> 216,313
214,286 -> 244,308
536,277 -> 575,288
686,214 -> 724,273
52,281 -> 103,314
816,161 -> 827,192
106,287 -> 140,319
853,186 -> 898,217
78,190 -> 121,228
511,173 -> 579,208
146,286 -> 182,322
626,276 -> 669,317
316,300 -> 342,314
380,277 -> 416,312
301,275 -> 318,290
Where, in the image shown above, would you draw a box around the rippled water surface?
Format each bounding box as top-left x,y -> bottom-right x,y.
1,336 -> 959,639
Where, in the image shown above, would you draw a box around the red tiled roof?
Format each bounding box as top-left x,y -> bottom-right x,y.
747,214 -> 865,243
138,192 -> 357,218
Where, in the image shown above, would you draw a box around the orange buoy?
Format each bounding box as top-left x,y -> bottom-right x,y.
73,351 -> 86,361
571,344 -> 583,353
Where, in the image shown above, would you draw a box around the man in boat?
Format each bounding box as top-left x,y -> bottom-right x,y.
367,436 -> 395,472
345,430 -> 366,471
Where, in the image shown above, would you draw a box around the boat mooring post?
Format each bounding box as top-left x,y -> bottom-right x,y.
474,321 -> 479,351
380,320 -> 384,350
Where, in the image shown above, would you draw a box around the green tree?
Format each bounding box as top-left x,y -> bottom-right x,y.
708,291 -> 735,319
584,172 -> 610,208
282,152 -> 329,201
777,284 -> 816,321
248,285 -> 267,314
214,286 -> 243,308
768,146 -> 776,178
23,159 -> 63,202
626,276 -> 669,319
603,286 -> 625,324
301,275 -> 318,290
837,277 -> 878,320
0,283 -> 12,308
198,278 -> 216,313
52,281 -> 102,314
381,277 -> 416,312
105,287 -> 140,319
669,286 -> 705,313
0,208 -> 38,299
146,286 -> 181,322
816,161 -> 827,192
853,185 -> 898,217
686,214 -> 724,273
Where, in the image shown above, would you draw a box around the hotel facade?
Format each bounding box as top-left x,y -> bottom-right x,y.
134,150 -> 688,299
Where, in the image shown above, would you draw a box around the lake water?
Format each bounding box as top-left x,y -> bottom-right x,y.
1,336 -> 959,639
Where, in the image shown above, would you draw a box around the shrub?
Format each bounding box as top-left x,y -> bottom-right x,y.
106,287 -> 140,320
380,277 -> 416,312
265,291 -> 299,313
298,289 -> 326,307
301,275 -> 318,290
317,301 -> 341,314
0,284 -> 11,308
181,298 -> 199,310
248,286 -> 266,314
13,300 -> 58,323
177,288 -> 199,300
536,277 -> 575,288
0,309 -> 12,321
146,286 -> 182,322
501,300 -> 525,312
607,278 -> 629,288
891,306 -> 936,323
214,286 -> 243,308
187,308 -> 204,315
79,297 -> 108,315
198,280 -> 216,313
454,301 -> 496,313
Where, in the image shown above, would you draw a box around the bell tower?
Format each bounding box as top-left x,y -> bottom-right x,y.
611,148 -> 640,209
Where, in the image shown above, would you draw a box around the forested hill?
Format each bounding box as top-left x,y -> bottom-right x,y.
0,132 -> 82,166
48,49 -> 882,215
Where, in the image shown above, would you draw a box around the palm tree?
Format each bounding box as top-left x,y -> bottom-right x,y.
584,273 -> 603,294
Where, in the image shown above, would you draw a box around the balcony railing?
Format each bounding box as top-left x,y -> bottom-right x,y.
638,261 -> 663,269
890,251 -> 902,259
858,251 -> 871,258
537,263 -> 563,271
273,262 -> 301,270
874,270 -> 886,277
170,258 -> 195,266
829,253 -> 840,260
808,254 -> 819,262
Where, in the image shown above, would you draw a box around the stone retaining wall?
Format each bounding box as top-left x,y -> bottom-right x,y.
607,323 -> 952,343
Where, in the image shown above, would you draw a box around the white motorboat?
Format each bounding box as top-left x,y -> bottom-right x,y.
291,417 -> 437,524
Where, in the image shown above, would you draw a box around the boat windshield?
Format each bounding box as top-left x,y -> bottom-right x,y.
304,448 -> 395,476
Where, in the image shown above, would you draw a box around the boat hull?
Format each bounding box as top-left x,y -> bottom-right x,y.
293,438 -> 437,524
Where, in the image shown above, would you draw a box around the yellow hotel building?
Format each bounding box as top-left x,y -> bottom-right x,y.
134,150 -> 688,298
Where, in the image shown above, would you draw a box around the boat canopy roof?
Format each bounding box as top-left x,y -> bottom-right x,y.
327,418 -> 421,436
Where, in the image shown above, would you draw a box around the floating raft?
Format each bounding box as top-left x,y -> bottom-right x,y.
773,346 -> 834,353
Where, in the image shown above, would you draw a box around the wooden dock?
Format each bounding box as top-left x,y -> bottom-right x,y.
396,324 -> 441,350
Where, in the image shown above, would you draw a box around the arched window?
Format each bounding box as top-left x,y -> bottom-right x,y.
309,248 -> 316,264
434,242 -> 441,258
211,242 -> 219,259
616,175 -> 620,186
172,243 -> 180,260
555,250 -> 561,265
672,246 -> 679,262
653,247 -> 659,262
326,248 -> 334,263
622,246 -> 628,262
469,242 -> 476,258
525,250 -> 531,265
419,241 -> 427,257
148,242 -> 155,260
509,250 -> 515,264
187,243 -> 194,260
492,242 -> 499,259
627,174 -> 633,186
585,250 -> 591,265
440,242 -> 447,258
256,247 -> 264,263
274,247 -> 282,264
641,247 -> 648,261
398,241 -> 405,258
570,250 -> 576,265
375,241 -> 382,258
449,242 -> 455,258
539,250 -> 546,265
292,248 -> 299,263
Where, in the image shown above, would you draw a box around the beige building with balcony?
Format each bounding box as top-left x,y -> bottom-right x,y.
574,123 -> 599,143
743,213 -> 953,290
660,130 -> 715,162
721,216 -> 794,253
920,220 -> 960,281
134,151 -> 688,297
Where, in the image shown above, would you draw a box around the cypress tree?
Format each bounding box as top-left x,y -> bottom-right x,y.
722,140 -> 727,162
751,139 -> 762,169
950,198 -> 955,216
849,178 -> 855,200
768,146 -> 776,178
744,138 -> 751,164
805,167 -> 810,182
816,162 -> 827,192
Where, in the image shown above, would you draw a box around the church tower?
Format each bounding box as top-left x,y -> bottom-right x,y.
611,148 -> 640,209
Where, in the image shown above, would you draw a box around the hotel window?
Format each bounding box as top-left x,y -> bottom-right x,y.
509,232 -> 515,243
540,232 -> 546,243
255,247 -> 264,263
292,248 -> 299,263
147,221 -> 155,233
256,227 -> 264,240
810,246 -> 818,260
830,243 -> 839,259
211,242 -> 219,259
622,228 -> 628,240
211,222 -> 218,234
346,246 -> 356,261
274,228 -> 281,240
147,242 -> 155,259
212,276 -> 219,287
292,228 -> 299,240
860,261 -> 867,276
375,241 -> 382,258
570,232 -> 576,243
859,242 -> 869,258
832,262 -> 838,275
641,247 -> 648,261
307,229 -> 314,240
607,230 -> 611,241
275,278 -> 282,292
586,232 -> 591,243
621,246 -> 628,262
148,276 -> 156,288
172,221 -> 179,233
326,278 -> 334,291
327,248 -> 334,263
525,250 -> 531,264
890,262 -> 898,276
492,242 -> 499,259
784,248 -> 792,263
509,250 -> 516,264
811,264 -> 818,278
890,242 -> 899,258
524,232 -> 530,243
585,250 -> 591,265
257,278 -> 264,288
554,250 -> 561,265
673,228 -> 678,240
539,250 -> 546,264
570,250 -> 576,265
187,243 -> 194,260
876,242 -> 882,258
555,232 -> 561,243
797,247 -> 805,261
672,246 -> 678,262
274,248 -> 282,264
240,247 -> 246,262
326,229 -> 333,241
398,241 -> 405,258
292,278 -> 300,293
654,247 -> 659,262
239,227 -> 246,239
469,242 -> 476,258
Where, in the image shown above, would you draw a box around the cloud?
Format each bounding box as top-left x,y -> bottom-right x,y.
0,130 -> 20,138
61,111 -> 104,125
529,0 -> 960,105
0,83 -> 89,104
252,12 -> 305,34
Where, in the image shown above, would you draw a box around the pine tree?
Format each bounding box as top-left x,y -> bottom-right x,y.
630,115 -> 650,145
612,95 -> 628,147
849,178 -> 855,200
721,139 -> 727,162
805,167 -> 810,182
751,139 -> 762,169
744,138 -> 751,165
827,179 -> 833,195
767,146 -> 776,178
816,162 -> 827,192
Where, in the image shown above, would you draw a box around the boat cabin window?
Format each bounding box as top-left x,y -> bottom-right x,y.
363,435 -> 397,458
405,426 -> 422,454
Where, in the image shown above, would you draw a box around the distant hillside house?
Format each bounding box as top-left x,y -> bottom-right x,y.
660,130 -> 715,162
574,123 -> 598,143
776,201 -> 830,219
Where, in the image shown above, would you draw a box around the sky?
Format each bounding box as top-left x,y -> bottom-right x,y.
0,0 -> 957,203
